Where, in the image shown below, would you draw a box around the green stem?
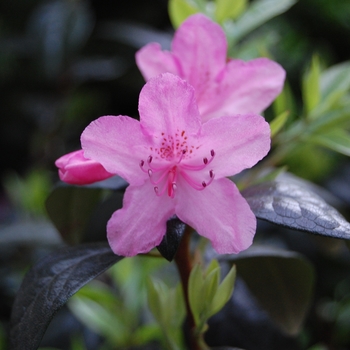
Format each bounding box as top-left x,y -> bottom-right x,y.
174,226 -> 202,350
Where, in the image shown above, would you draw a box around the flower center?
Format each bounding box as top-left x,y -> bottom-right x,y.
139,145 -> 215,198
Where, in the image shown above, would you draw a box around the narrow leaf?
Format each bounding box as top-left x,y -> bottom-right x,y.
10,243 -> 122,350
242,181 -> 350,239
209,265 -> 236,318
157,216 -> 186,261
303,55 -> 321,115
215,0 -> 247,23
188,263 -> 204,325
311,128 -> 350,156
168,0 -> 199,28
270,110 -> 289,137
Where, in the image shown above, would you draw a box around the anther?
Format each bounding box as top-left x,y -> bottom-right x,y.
202,181 -> 207,187
147,155 -> 153,163
139,160 -> 148,173
203,158 -> 208,164
211,150 -> 215,157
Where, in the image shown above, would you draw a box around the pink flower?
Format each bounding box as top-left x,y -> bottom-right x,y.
136,14 -> 285,123
81,73 -> 271,257
55,150 -> 114,185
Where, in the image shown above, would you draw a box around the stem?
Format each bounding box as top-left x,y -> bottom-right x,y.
174,226 -> 202,350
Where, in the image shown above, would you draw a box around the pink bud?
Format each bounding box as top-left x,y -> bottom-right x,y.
55,150 -> 114,185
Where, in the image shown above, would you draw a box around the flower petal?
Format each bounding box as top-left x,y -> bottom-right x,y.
199,58 -> 286,121
81,115 -> 150,185
139,73 -> 201,137
135,43 -> 180,81
55,150 -> 114,185
172,14 -> 227,99
196,114 -> 271,178
176,178 -> 256,254
107,184 -> 175,256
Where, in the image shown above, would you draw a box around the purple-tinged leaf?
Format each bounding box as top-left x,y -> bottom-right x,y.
242,181 -> 350,239
10,243 -> 122,350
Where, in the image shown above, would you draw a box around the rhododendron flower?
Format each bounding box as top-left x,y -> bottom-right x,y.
55,150 -> 114,185
81,73 -> 271,257
136,14 -> 285,122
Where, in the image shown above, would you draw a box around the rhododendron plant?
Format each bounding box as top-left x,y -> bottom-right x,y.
80,73 -> 271,256
136,14 -> 285,122
55,149 -> 114,185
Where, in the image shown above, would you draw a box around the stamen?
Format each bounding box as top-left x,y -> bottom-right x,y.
139,160 -> 148,173
148,168 -> 170,185
181,171 -> 208,190
180,149 -> 216,171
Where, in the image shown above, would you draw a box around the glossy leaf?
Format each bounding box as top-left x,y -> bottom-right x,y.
242,181 -> 350,239
10,243 -> 122,350
215,0 -> 247,23
229,0 -> 297,42
311,128 -> 350,156
157,216 -> 186,261
168,0 -> 199,28
229,246 -> 314,335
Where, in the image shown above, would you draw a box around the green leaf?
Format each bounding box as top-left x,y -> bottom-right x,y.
69,296 -> 129,344
10,243 -> 122,350
188,263 -> 204,325
228,0 -> 297,43
311,128 -> 350,156
168,0 -> 199,28
215,0 -> 247,23
209,265 -> 236,318
230,246 -> 314,335
270,110 -> 289,137
147,279 -> 185,350
303,55 -> 321,115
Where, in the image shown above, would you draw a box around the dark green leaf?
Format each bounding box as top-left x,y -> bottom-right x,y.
242,181 -> 350,239
157,216 -> 186,261
46,184 -> 125,244
10,243 -> 122,350
230,246 -> 314,335
45,185 -> 104,244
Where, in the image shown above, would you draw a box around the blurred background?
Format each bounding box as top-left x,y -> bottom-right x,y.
1,0 -> 350,349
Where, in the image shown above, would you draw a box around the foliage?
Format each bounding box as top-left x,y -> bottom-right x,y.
2,0 -> 350,349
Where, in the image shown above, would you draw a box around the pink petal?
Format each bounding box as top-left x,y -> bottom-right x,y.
175,178 -> 256,254
135,43 -> 180,81
55,150 -> 114,185
139,73 -> 201,137
199,58 -> 286,122
172,14 -> 227,99
107,184 -> 175,256
81,116 -> 150,186
197,114 -> 271,178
